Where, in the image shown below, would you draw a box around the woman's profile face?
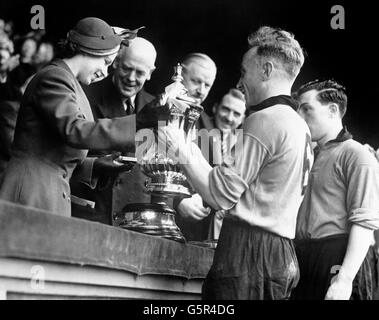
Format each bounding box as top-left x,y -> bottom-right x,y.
77,52 -> 117,85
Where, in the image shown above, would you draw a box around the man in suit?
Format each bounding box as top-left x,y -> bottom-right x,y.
175,88 -> 246,241
202,89 -> 246,241
70,37 -> 157,224
174,53 -> 219,241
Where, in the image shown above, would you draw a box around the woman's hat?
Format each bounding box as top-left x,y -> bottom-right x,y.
67,17 -> 122,56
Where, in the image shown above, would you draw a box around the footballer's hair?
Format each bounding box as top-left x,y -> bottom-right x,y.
295,79 -> 347,117
247,26 -> 305,80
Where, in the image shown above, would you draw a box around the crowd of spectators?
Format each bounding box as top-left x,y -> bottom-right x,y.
0,18 -> 55,173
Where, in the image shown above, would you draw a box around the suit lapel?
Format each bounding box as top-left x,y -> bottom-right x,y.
88,77 -> 155,118
97,76 -> 125,118
135,89 -> 154,113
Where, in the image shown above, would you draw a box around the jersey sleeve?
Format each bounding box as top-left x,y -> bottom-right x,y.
344,147 -> 379,230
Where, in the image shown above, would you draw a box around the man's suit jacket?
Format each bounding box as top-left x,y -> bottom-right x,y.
176,111 -> 242,241
0,59 -> 136,217
70,75 -> 155,224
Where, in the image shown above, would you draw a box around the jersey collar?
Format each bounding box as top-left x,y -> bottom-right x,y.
246,95 -> 298,117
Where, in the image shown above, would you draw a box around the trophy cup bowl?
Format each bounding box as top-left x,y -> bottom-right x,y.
139,102 -> 203,198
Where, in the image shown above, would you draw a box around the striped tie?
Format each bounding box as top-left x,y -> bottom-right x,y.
125,99 -> 135,115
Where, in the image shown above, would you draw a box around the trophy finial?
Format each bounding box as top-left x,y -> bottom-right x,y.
171,63 -> 183,82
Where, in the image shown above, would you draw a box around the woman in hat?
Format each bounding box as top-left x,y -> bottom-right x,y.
0,17 -> 163,217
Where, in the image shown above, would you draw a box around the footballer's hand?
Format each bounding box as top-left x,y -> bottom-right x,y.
177,194 -> 211,221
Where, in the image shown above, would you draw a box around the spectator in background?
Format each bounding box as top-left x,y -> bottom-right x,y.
9,35 -> 38,90
0,32 -> 21,174
0,19 -> 5,33
3,20 -> 15,38
181,53 -> 217,105
18,40 -> 56,94
20,37 -> 38,64
0,32 -> 19,88
204,88 -> 246,241
0,18 -> 15,38
33,40 -> 55,71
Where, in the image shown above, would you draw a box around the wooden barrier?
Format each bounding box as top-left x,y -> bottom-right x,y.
0,200 -> 214,300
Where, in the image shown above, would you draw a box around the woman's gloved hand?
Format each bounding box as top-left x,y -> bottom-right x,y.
93,152 -> 135,178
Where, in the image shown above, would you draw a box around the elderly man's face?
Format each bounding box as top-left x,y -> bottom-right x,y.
113,50 -> 154,99
182,60 -> 216,104
214,94 -> 246,131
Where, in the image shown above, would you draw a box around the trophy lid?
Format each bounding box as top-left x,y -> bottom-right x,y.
171,63 -> 184,82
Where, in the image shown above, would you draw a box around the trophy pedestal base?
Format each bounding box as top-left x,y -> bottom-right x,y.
114,203 -> 186,243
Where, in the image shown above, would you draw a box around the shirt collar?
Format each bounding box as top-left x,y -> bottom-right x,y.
313,126 -> 352,158
246,95 -> 298,117
328,126 -> 352,144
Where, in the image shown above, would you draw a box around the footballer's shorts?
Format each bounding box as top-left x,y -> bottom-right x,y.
292,234 -> 379,300
202,218 -> 300,300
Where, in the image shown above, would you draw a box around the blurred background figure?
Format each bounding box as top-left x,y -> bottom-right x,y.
0,32 -> 21,175
0,32 -> 13,82
33,40 -> 55,71
18,40 -> 55,94
19,36 -> 37,64
8,35 -> 38,90
0,19 -> 5,33
3,20 -> 15,38
0,32 -> 19,85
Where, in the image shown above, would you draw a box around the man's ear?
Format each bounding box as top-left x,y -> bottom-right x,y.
328,103 -> 340,117
146,66 -> 156,81
262,61 -> 273,80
